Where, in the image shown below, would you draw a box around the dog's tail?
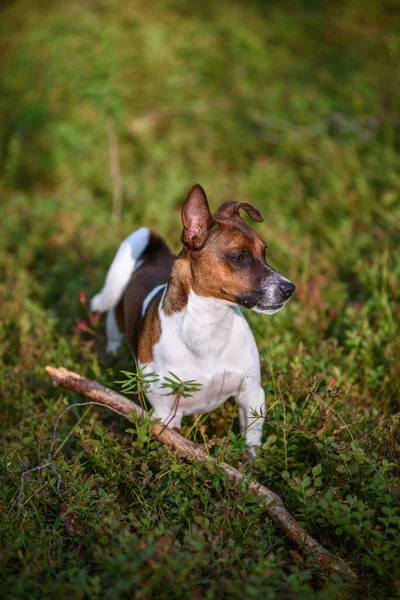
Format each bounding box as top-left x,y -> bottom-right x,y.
90,227 -> 151,313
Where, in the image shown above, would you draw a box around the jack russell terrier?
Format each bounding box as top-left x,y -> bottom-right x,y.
91,184 -> 295,452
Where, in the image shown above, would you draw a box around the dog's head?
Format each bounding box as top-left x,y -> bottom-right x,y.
181,184 -> 295,314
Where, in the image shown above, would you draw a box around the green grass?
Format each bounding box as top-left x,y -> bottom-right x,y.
1,0 -> 400,597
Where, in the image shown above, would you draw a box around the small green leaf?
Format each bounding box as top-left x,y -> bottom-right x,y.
312,464 -> 322,477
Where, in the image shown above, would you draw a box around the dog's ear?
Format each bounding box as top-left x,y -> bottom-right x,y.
217,201 -> 263,223
182,184 -> 214,249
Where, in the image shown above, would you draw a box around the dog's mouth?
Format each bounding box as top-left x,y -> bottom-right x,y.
252,302 -> 285,315
236,295 -> 286,313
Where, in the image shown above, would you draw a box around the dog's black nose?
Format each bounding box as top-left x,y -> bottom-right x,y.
279,281 -> 295,299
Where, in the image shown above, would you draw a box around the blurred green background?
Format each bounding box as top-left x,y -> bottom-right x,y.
1,0 -> 399,598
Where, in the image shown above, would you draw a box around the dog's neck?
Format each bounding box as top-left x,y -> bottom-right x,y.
161,255 -> 241,357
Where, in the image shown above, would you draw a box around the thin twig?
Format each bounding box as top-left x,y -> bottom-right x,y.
156,394 -> 181,438
314,394 -> 355,441
45,365 -> 357,579
18,401 -> 127,511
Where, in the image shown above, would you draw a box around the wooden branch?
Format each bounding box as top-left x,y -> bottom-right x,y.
45,366 -> 356,579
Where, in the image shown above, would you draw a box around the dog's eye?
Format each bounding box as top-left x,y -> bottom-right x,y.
229,252 -> 250,264
225,250 -> 250,264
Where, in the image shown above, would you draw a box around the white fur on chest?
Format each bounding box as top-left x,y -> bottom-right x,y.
140,292 -> 261,419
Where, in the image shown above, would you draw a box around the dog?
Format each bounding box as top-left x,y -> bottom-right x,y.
91,184 -> 295,452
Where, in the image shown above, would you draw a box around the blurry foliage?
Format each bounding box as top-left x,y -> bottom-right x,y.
0,0 -> 400,598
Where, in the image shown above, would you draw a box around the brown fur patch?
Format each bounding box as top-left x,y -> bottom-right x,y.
162,253 -> 191,316
137,288 -> 163,363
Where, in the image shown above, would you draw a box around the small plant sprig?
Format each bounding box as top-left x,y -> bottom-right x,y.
160,371 -> 202,400
117,367 -> 160,395
116,368 -> 202,436
116,367 -> 202,424
116,362 -> 159,414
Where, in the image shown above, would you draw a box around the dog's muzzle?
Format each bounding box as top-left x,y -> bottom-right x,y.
237,275 -> 295,314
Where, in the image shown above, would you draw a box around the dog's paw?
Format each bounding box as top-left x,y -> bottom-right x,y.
248,446 -> 257,459
242,446 -> 259,462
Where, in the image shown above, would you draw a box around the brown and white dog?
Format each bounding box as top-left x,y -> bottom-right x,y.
91,184 -> 295,452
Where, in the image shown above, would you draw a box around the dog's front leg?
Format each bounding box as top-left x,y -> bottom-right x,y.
238,384 -> 265,454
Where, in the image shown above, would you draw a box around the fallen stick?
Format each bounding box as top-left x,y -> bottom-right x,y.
45,366 -> 356,579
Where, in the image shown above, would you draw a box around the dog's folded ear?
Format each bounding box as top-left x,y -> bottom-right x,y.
182,184 -> 214,250
217,201 -> 264,223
